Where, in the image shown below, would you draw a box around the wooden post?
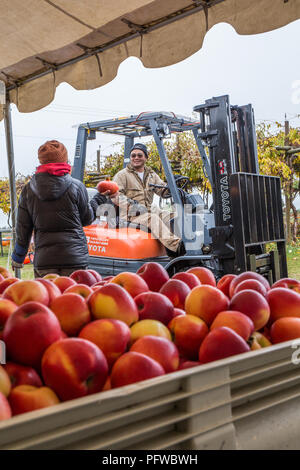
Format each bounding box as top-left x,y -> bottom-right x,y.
284,117 -> 291,244
3,97 -> 21,279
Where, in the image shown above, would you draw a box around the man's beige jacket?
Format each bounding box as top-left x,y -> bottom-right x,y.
113,164 -> 166,210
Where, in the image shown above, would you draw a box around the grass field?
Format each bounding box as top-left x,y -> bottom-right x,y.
0,239 -> 299,281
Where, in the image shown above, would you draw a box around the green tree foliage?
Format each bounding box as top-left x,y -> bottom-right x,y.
256,122 -> 300,242
0,174 -> 31,215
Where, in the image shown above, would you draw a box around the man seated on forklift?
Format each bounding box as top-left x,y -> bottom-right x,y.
111,143 -> 184,256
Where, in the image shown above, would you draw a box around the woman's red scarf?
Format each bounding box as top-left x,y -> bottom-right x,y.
36,163 -> 72,176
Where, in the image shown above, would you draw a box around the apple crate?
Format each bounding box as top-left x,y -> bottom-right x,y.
1,340 -> 300,450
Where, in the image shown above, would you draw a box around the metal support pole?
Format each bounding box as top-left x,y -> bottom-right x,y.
71,126 -> 88,181
192,128 -> 213,185
3,98 -> 21,279
124,136 -> 134,168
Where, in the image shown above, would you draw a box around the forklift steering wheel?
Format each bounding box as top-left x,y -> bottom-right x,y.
174,176 -> 190,191
159,176 -> 190,199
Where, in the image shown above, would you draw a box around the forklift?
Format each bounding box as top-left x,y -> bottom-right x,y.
72,95 -> 288,283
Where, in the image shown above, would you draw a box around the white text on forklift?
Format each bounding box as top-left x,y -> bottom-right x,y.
96,203 -> 205,247
291,340 -> 300,365
0,340 -> 6,364
101,454 -> 198,466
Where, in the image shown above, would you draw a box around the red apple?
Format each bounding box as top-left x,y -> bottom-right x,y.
250,337 -> 262,350
86,269 -> 102,283
53,276 -> 76,293
159,279 -> 191,310
88,283 -> 139,326
267,288 -> 300,323
0,277 -> 19,295
168,314 -> 209,360
43,273 -> 59,281
134,292 -> 174,325
251,331 -> 272,348
0,392 -> 12,421
0,298 -> 18,340
3,362 -> 43,389
64,283 -> 93,299
3,301 -> 62,368
136,262 -> 169,292
270,317 -> 300,344
230,290 -> 270,330
217,274 -> 237,297
0,267 -> 12,279
210,310 -> 255,341
172,272 -> 201,289
178,359 -> 202,370
3,280 -> 49,306
229,271 -> 270,298
35,278 -> 61,303
271,278 -> 300,293
234,279 -> 268,297
171,308 -> 186,319
186,267 -> 216,286
199,326 -> 250,363
8,385 -> 60,415
110,351 -> 165,388
70,269 -> 98,287
0,365 -> 11,397
42,338 -> 109,401
130,319 -> 172,345
130,335 -> 179,373
79,319 -> 131,369
91,284 -> 105,291
185,285 -> 229,326
102,376 -> 111,391
50,293 -> 91,336
110,272 -> 149,298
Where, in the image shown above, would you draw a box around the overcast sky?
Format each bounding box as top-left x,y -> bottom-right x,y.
0,18 -> 299,179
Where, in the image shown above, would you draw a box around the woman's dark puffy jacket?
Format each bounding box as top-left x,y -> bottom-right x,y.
12,172 -> 105,269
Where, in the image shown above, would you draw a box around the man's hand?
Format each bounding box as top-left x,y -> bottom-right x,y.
100,190 -> 112,197
109,190 -> 120,206
11,259 -> 23,270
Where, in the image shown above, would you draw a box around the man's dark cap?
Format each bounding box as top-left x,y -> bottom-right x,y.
130,143 -> 148,158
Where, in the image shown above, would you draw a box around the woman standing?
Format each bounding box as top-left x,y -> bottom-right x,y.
11,140 -> 105,277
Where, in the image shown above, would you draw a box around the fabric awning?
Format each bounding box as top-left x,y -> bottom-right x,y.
0,0 -> 299,120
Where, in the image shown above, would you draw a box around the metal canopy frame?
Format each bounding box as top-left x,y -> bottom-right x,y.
4,0 -> 224,93
72,111 -> 210,184
78,112 -> 201,137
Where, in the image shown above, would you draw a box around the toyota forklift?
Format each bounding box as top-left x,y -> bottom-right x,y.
72,95 -> 288,283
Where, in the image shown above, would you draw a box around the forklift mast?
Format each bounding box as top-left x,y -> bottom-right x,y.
194,95 -> 259,227
193,95 -> 287,282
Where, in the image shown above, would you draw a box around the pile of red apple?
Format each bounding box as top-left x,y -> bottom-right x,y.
0,264 -> 300,422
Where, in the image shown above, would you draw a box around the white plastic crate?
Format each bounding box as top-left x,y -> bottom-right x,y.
1,340 -> 300,450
